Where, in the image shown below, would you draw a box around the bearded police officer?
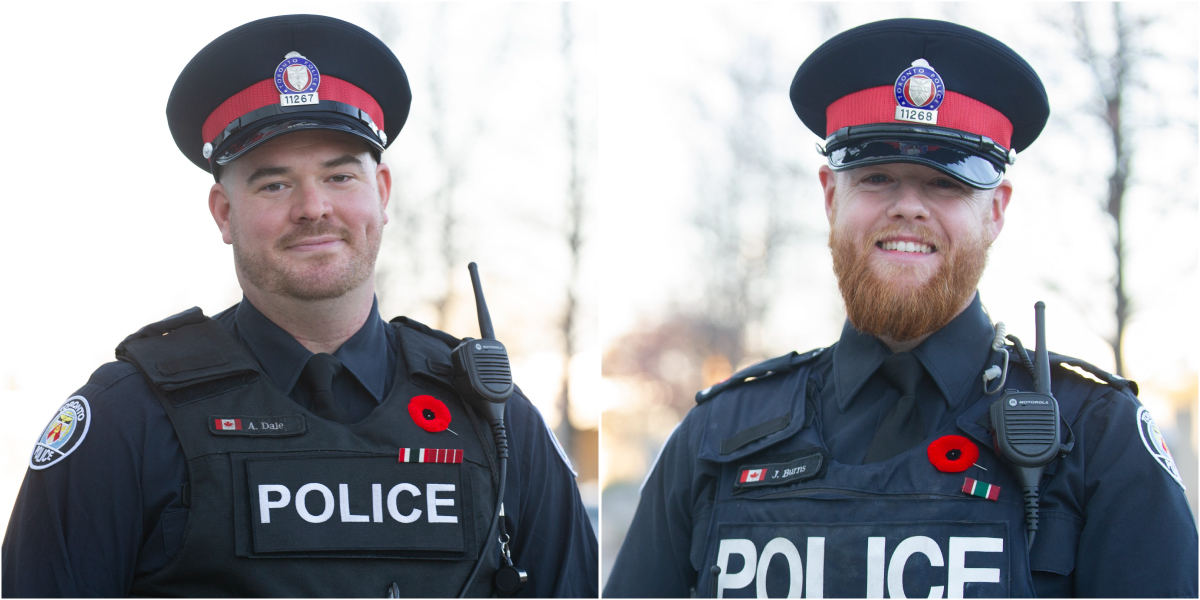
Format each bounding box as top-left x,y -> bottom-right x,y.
2,15 -> 597,597
605,18 -> 1197,598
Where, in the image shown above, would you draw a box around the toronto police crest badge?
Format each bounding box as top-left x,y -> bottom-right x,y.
275,52 -> 321,107
30,396 -> 91,470
1137,406 -> 1184,489
893,59 -> 945,125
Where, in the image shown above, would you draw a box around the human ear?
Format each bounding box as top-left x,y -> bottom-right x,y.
986,179 -> 1013,241
820,165 -> 838,224
209,183 -> 234,245
375,160 -> 392,225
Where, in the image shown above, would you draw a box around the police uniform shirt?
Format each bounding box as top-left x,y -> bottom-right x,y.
2,299 -> 599,597
820,293 -> 994,466
233,296 -> 397,423
604,293 -> 1199,598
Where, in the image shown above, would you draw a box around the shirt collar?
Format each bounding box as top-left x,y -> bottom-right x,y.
234,296 -> 391,402
831,292 -> 995,411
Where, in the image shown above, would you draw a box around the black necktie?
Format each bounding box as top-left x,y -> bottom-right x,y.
863,351 -> 926,463
301,353 -> 350,423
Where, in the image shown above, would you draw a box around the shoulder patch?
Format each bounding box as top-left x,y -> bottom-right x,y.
696,348 -> 826,404
1136,406 -> 1184,490
30,396 -> 92,470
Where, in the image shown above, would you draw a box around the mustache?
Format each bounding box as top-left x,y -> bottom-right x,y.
868,223 -> 945,249
276,222 -> 349,249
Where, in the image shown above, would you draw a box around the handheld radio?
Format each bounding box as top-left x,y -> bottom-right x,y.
453,263 -> 526,597
452,263 -> 515,423
988,301 -> 1071,549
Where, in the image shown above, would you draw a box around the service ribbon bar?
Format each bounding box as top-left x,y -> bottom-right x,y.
962,477 -> 1000,501
399,448 -> 463,464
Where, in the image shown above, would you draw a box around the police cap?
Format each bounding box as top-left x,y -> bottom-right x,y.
791,19 -> 1049,189
167,14 -> 411,175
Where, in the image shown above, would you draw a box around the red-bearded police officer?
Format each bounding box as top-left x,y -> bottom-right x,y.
605,18 -> 1197,599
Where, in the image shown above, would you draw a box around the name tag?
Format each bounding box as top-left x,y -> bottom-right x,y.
734,451 -> 825,490
245,456 -> 467,556
714,521 -> 1010,598
211,414 -> 306,437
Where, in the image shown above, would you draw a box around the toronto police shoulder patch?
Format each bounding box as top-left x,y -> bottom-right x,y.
1137,406 -> 1184,490
30,395 -> 91,470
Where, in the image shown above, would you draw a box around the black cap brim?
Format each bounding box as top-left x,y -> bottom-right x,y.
828,139 -> 1004,189
214,113 -> 384,166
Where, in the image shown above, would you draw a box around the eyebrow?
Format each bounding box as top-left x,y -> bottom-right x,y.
243,155 -> 365,187
245,166 -> 290,187
323,154 -> 364,170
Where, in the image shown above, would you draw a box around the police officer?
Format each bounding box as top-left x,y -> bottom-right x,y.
2,14 -> 597,597
605,18 -> 1197,598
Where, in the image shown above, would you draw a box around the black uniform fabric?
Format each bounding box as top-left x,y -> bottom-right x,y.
605,293 -> 1198,598
2,298 -> 598,597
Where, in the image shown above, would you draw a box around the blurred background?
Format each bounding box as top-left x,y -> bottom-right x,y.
0,3 -> 598,538
598,1 -> 1198,587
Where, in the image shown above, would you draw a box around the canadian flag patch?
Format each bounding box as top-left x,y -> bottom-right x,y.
740,468 -> 766,483
215,418 -> 242,431
399,448 -> 464,464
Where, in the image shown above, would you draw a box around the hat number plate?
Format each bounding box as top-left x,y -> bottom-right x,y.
895,106 -> 938,125
281,92 -> 319,107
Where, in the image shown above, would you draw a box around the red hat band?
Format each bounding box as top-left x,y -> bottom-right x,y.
201,76 -> 385,148
826,86 -> 1013,150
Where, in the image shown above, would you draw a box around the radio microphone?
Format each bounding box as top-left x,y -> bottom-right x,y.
452,263 -> 515,423
453,263 -> 525,597
989,301 -> 1069,549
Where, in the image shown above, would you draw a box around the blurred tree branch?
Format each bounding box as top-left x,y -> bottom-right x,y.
1068,3 -> 1150,376
556,3 -> 586,451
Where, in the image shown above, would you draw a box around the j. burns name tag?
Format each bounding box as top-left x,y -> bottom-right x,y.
735,451 -> 825,489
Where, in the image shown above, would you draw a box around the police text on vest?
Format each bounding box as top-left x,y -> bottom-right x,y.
257,483 -> 459,524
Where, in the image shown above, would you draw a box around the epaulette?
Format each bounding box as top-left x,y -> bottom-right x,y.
115,307 -> 208,356
1048,351 -> 1139,396
389,316 -> 462,349
696,347 -> 826,404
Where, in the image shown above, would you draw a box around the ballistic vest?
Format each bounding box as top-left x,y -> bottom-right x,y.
693,346 -> 1114,598
115,308 -> 499,597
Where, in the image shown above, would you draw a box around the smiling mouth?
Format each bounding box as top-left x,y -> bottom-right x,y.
876,240 -> 936,254
288,237 -> 343,250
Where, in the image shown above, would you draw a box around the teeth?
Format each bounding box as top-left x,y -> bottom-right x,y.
880,240 -> 933,254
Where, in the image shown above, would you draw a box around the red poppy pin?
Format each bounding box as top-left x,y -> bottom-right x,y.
927,435 -> 980,473
408,395 -> 451,433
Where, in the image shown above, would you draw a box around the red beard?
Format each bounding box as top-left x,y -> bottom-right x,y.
829,220 -> 989,342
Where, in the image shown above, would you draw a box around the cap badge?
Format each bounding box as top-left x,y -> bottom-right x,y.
274,51 -> 321,107
893,59 -> 944,125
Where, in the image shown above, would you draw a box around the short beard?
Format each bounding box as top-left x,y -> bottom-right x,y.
830,220 -> 989,342
232,219 -> 382,301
